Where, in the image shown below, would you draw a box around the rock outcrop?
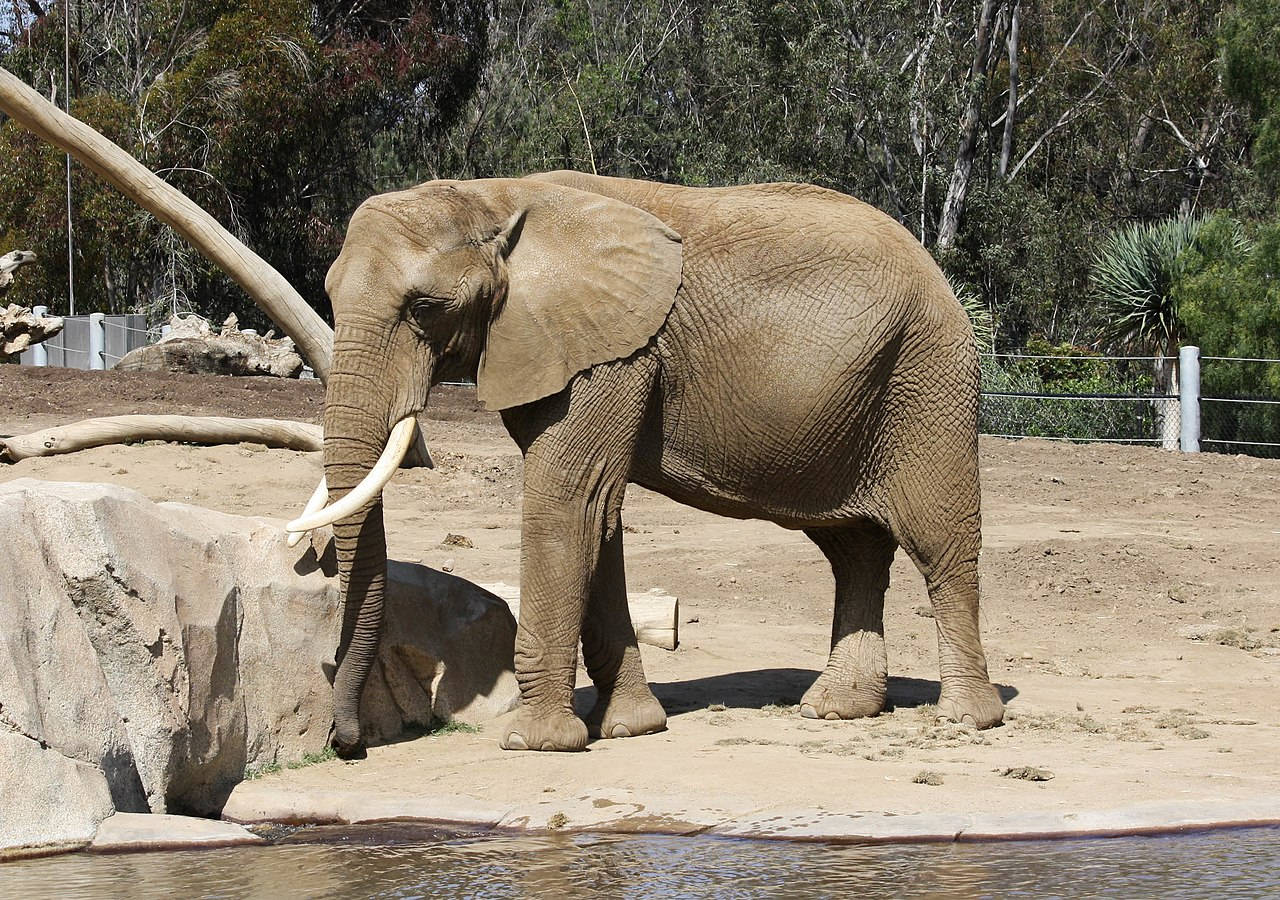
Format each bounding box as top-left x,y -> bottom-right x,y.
0,249 -> 37,297
114,313 -> 304,378
0,479 -> 518,859
1,302 -> 63,355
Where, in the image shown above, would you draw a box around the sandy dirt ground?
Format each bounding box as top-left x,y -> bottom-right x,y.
3,366 -> 1278,836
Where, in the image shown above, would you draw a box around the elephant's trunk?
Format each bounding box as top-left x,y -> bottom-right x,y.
323,381 -> 393,757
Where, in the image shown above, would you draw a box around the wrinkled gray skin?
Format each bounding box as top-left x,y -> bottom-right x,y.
322,171 -> 1003,755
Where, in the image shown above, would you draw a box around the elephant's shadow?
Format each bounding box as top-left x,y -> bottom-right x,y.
574,669 -> 1018,717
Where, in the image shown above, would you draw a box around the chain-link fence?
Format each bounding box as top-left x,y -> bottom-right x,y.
1198,357 -> 1280,459
980,352 -> 1175,447
981,350 -> 1280,458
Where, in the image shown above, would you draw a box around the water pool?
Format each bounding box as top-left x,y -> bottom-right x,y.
4,823 -> 1278,898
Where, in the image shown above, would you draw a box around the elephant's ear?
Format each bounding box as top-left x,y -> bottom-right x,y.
475,184 -> 682,411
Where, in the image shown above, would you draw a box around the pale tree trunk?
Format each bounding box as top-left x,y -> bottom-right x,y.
0,65 -> 334,380
998,2 -> 1019,178
0,65 -> 433,467
936,0 -> 1000,251
0,415 -> 322,461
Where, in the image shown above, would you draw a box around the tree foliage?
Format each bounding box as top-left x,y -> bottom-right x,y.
0,0 -> 486,324
0,0 -> 1275,360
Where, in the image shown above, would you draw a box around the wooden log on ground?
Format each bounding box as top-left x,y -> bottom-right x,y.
480,582 -> 679,651
0,415 -> 323,462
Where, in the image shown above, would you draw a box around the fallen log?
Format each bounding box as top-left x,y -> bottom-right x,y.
0,415 -> 322,462
480,582 -> 679,651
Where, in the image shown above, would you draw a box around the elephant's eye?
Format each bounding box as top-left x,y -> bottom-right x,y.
408,297 -> 446,329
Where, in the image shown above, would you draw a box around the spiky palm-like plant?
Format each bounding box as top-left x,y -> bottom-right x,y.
1092,214 -> 1206,392
947,275 -> 994,355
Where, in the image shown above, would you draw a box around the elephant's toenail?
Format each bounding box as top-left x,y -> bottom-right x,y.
610,723 -> 632,738
824,711 -> 840,720
799,704 -> 818,719
504,732 -> 528,750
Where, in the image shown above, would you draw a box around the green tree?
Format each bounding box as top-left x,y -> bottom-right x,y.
1177,213 -> 1280,454
1222,0 -> 1280,194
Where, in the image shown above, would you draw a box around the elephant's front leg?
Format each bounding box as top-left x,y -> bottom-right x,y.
500,486 -> 600,752
582,523 -> 667,739
499,361 -> 657,752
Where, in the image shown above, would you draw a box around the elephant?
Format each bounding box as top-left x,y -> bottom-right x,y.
287,170 -> 1004,755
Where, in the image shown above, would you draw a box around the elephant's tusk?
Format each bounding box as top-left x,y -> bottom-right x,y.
285,416 -> 417,535
286,476 -> 328,547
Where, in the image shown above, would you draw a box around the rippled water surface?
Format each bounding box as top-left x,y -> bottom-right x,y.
5,824 -> 1279,898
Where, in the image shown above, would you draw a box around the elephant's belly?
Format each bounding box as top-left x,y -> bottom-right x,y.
631,382 -> 892,528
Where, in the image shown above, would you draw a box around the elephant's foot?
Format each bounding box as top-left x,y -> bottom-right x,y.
936,677 -> 1004,729
586,685 -> 667,739
799,670 -> 886,720
499,705 -> 589,752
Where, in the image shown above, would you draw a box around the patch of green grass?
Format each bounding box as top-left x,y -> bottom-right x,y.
244,745 -> 336,781
244,762 -> 282,781
400,718 -> 483,740
290,746 -> 337,768
429,719 -> 482,736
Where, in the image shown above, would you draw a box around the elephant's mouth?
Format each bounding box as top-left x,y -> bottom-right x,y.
285,415 -> 418,543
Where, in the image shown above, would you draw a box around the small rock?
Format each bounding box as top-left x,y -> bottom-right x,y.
914,605 -> 935,619
441,533 -> 474,549
997,766 -> 1054,781
441,558 -> 455,573
240,443 -> 269,453
912,771 -> 944,786
686,616 -> 700,624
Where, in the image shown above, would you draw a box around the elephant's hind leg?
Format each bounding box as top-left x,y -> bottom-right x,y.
895,507 -> 1004,730
799,523 -> 896,720
582,523 -> 667,739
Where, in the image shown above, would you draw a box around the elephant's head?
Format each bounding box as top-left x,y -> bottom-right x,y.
287,176 -> 682,755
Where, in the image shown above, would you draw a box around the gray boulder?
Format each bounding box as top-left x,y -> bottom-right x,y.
0,479 -> 517,859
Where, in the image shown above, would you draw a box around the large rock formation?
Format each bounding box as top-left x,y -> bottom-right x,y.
0,479 -> 518,859
1,302 -> 63,356
115,313 -> 304,378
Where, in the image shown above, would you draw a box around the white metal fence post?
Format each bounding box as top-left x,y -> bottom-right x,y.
89,312 -> 105,370
31,305 -> 48,366
1179,345 -> 1201,453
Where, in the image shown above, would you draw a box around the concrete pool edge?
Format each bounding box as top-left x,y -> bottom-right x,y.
218,790 -> 1280,845
7,798 -> 1278,860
